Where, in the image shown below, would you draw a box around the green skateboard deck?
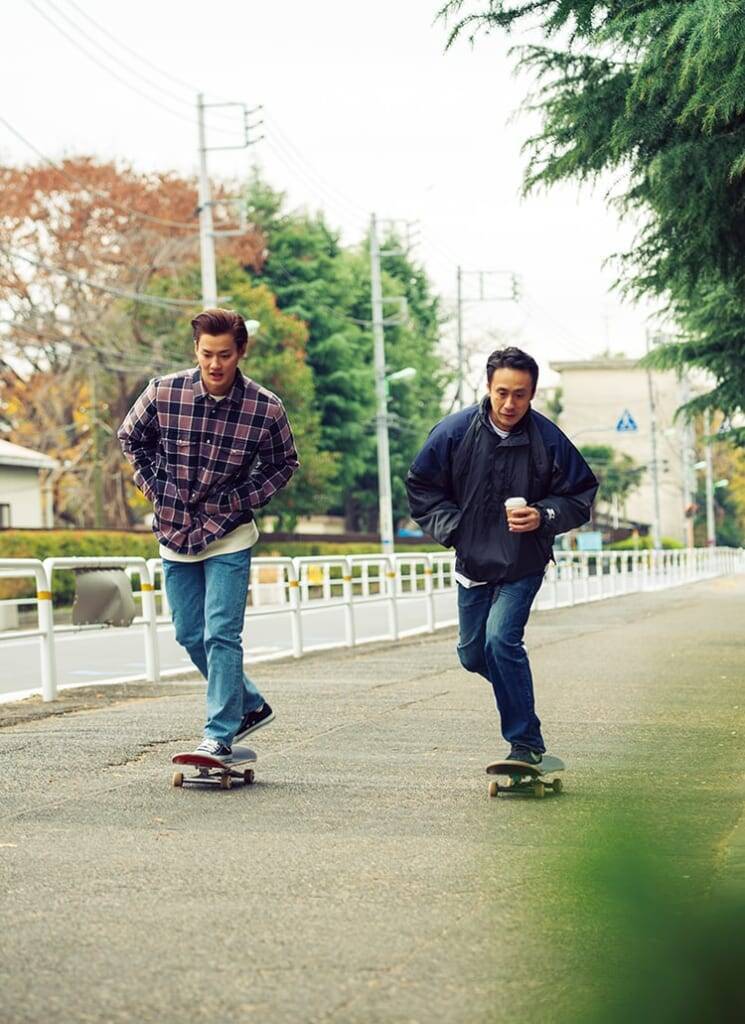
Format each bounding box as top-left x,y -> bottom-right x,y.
485,754 -> 565,799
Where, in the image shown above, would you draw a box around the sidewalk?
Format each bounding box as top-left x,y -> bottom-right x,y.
1,576 -> 743,1023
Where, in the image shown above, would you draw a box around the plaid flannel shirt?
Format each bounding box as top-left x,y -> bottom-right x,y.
118,368 -> 299,555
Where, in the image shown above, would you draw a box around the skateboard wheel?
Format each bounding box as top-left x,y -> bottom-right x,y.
488,780 -> 499,798
243,769 -> 255,785
220,774 -> 232,790
172,772 -> 184,788
552,778 -> 563,795
533,781 -> 545,799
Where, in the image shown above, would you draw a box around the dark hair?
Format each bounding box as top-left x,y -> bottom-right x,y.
191,308 -> 248,350
486,346 -> 539,393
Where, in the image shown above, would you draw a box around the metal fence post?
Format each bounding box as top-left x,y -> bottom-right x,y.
139,561 -> 160,683
424,555 -> 435,633
387,556 -> 399,641
343,557 -> 356,647
289,559 -> 303,657
147,557 -> 169,616
34,561 -> 57,702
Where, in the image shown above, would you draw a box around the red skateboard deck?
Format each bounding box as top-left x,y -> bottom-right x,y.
171,745 -> 257,790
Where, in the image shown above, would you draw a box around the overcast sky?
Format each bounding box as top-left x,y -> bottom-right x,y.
3,0 -> 660,389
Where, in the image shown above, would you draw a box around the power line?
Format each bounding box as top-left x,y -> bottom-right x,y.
519,291 -> 596,361
0,318 -> 179,374
58,0 -> 202,95
0,116 -> 198,231
28,0 -> 199,128
57,0 -> 245,124
267,116 -> 370,221
48,0 -> 206,113
262,138 -> 368,234
0,246 -> 204,308
28,0 -> 242,140
41,0 -> 206,113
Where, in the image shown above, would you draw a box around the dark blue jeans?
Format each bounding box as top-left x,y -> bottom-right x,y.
456,572 -> 545,752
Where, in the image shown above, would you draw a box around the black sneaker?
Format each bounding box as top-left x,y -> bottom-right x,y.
506,745 -> 543,766
195,737 -> 232,761
234,701 -> 274,743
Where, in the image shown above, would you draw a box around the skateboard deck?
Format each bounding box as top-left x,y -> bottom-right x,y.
171,745 -> 257,790
485,754 -> 565,799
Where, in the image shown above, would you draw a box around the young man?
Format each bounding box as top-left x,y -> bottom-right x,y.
118,308 -> 299,761
406,347 -> 597,764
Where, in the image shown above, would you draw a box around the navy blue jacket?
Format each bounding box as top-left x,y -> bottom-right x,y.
406,399 -> 598,583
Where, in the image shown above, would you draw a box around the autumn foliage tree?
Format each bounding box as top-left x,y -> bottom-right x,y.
0,157 -> 266,527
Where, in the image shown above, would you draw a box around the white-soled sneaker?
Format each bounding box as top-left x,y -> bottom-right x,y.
194,737 -> 232,762
234,701 -> 275,743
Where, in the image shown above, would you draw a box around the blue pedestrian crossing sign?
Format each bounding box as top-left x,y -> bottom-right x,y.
616,409 -> 638,432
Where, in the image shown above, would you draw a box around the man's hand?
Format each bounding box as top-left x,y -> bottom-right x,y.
507,506 -> 541,533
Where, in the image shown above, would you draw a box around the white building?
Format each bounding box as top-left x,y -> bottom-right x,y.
540,359 -> 690,543
0,440 -> 58,528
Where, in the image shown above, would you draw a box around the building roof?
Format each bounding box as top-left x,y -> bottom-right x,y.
550,358 -> 643,372
0,439 -> 58,470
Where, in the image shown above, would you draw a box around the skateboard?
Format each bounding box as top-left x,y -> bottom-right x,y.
485,754 -> 565,799
171,746 -> 257,790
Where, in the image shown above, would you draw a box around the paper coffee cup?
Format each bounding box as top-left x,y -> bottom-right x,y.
504,497 -> 527,511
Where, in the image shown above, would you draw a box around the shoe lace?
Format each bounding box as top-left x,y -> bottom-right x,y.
199,739 -> 221,754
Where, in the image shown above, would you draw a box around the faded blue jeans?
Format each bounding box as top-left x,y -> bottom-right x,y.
162,548 -> 264,746
456,572 -> 546,752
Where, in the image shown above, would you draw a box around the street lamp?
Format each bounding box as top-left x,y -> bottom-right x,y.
377,367 -> 417,555
386,367 -> 417,385
693,404 -> 723,548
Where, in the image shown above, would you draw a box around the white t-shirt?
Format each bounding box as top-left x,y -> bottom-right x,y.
454,415 -> 510,588
158,393 -> 259,563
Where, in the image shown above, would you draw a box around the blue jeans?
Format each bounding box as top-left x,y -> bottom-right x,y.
162,548 -> 264,746
456,572 -> 545,752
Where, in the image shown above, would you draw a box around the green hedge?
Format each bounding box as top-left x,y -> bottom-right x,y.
609,536 -> 685,551
254,540 -> 441,558
0,530 -> 160,605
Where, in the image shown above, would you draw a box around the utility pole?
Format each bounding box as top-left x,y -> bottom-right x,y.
197,93 -> 218,308
455,269 -> 519,409
679,373 -> 696,548
645,332 -> 662,549
196,94 -> 262,309
704,409 -> 716,546
89,359 -> 103,528
369,214 -> 395,555
456,265 -> 464,410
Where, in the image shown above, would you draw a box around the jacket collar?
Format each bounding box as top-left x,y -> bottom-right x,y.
478,397 -> 531,442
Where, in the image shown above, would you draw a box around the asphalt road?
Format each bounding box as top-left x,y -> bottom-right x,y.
1,576 -> 743,1023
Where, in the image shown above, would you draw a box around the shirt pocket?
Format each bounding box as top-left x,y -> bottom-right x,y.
224,443 -> 248,468
160,433 -> 193,479
220,425 -> 261,469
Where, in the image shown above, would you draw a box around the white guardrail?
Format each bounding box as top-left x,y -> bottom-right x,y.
0,546 -> 743,702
